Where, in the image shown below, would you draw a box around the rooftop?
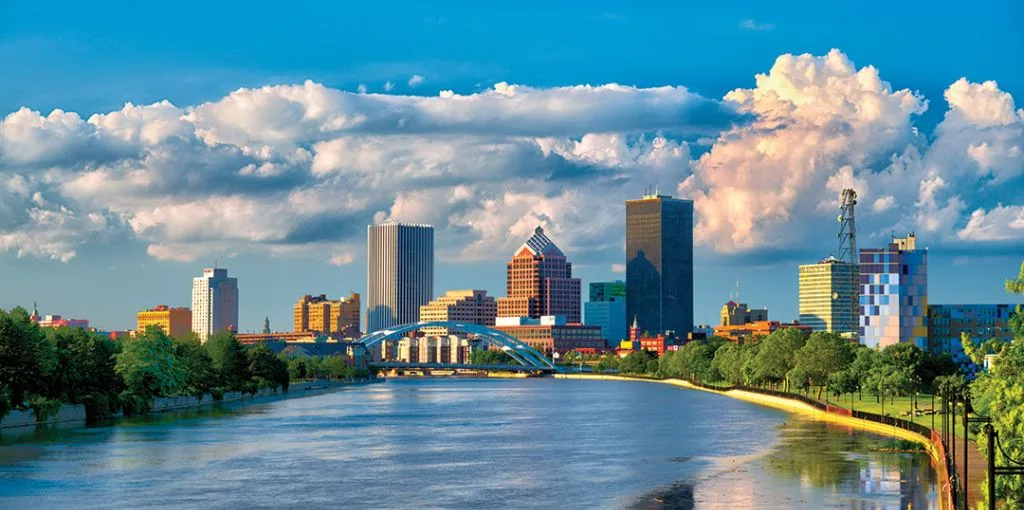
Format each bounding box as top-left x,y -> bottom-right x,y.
517,226 -> 565,257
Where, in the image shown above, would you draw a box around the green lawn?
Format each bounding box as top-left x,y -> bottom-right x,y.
783,389 -> 970,436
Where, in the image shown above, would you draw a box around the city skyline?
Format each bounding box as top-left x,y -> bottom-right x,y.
2,3 -> 1023,331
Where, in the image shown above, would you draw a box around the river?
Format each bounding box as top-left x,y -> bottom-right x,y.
0,378 -> 938,509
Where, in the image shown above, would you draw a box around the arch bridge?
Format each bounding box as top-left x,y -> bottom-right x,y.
354,321 -> 558,371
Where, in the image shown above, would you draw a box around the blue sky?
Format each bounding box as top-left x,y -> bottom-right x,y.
1,1 -> 1022,331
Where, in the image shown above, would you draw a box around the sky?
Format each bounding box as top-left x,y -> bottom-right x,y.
1,1 -> 1023,331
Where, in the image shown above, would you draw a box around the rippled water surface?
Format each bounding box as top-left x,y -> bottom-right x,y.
0,378 -> 937,509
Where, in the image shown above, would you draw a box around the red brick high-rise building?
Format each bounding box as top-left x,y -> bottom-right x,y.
497,227 -> 581,323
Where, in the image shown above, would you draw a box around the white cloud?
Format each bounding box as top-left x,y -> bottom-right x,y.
611,263 -> 625,273
329,252 -> 356,266
357,84 -> 367,94
739,19 -> 774,31
872,195 -> 896,212
408,74 -> 424,87
957,205 -> 1024,241
384,81 -> 394,92
0,49 -> 1021,267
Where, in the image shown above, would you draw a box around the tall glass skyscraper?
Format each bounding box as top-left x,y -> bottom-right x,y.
859,234 -> 928,349
366,223 -> 434,332
625,194 -> 694,336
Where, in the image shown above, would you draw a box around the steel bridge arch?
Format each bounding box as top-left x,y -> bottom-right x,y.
355,321 -> 557,370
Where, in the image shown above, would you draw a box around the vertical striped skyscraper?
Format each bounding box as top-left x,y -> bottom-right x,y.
191,267 -> 239,342
366,223 -> 434,332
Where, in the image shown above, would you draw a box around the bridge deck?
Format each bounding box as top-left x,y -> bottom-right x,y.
373,362 -> 555,372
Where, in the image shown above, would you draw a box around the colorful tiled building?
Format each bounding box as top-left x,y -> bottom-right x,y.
859,234 -> 928,349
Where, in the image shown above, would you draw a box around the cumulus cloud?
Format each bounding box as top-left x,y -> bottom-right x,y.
0,49 -> 1021,267
383,81 -> 394,92
408,74 -> 424,87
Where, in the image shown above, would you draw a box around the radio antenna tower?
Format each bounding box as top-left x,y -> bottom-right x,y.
837,188 -> 858,264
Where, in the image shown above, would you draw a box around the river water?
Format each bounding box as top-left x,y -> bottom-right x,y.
0,378 -> 938,509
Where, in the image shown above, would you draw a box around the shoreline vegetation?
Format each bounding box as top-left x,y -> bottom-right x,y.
0,311 -> 374,430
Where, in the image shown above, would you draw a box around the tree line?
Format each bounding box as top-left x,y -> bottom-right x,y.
0,308 -> 360,423
594,328 -> 959,404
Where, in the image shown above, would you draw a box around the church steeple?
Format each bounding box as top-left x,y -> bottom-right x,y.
629,315 -> 640,343
30,302 -> 40,323
262,316 -> 271,334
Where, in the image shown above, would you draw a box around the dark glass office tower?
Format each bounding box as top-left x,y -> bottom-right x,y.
626,194 -> 693,337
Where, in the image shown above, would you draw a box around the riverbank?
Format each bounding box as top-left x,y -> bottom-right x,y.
0,378 -> 383,440
556,373 -> 952,509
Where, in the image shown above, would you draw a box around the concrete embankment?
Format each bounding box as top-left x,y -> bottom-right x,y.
556,373 -> 952,508
1,378 -> 383,433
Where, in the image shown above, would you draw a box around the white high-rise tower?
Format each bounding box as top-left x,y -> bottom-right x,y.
366,223 -> 434,333
191,267 -> 239,342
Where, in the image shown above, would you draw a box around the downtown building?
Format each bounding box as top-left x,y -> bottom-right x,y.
366,223 -> 434,333
419,289 -> 497,336
191,267 -> 239,342
494,316 -> 604,356
859,234 -> 928,349
584,281 -> 626,347
625,193 -> 694,337
927,304 -> 1015,375
137,305 -> 192,338
496,226 -> 581,323
293,293 -> 360,338
798,256 -> 860,337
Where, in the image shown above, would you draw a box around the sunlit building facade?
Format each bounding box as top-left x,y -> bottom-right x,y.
798,256 -> 859,337
191,267 -> 239,342
496,227 -> 581,324
419,289 -> 497,336
859,234 -> 927,349
293,293 -> 360,337
137,305 -> 192,338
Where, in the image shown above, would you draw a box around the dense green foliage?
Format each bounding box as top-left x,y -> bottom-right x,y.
967,261 -> 1024,508
470,349 -> 514,365
593,328 -> 957,405
0,312 -> 298,422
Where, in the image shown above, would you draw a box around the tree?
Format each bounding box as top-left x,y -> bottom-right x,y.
247,344 -> 289,390
45,327 -> 122,419
751,328 -> 808,388
320,354 -> 350,379
0,307 -> 55,418
172,335 -> 216,398
788,332 -> 856,398
205,330 -> 250,391
594,353 -> 620,373
619,350 -> 655,374
470,349 -> 514,365
115,328 -> 186,400
712,343 -> 746,385
968,262 -> 1024,507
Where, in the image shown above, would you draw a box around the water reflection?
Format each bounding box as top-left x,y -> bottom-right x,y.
0,379 -> 936,509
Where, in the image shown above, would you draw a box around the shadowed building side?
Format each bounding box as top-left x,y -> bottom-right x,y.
626,193 -> 693,337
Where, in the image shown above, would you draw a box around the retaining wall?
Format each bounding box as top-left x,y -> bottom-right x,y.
0,404 -> 86,429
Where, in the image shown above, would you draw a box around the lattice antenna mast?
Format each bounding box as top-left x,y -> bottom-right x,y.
838,188 -> 858,264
